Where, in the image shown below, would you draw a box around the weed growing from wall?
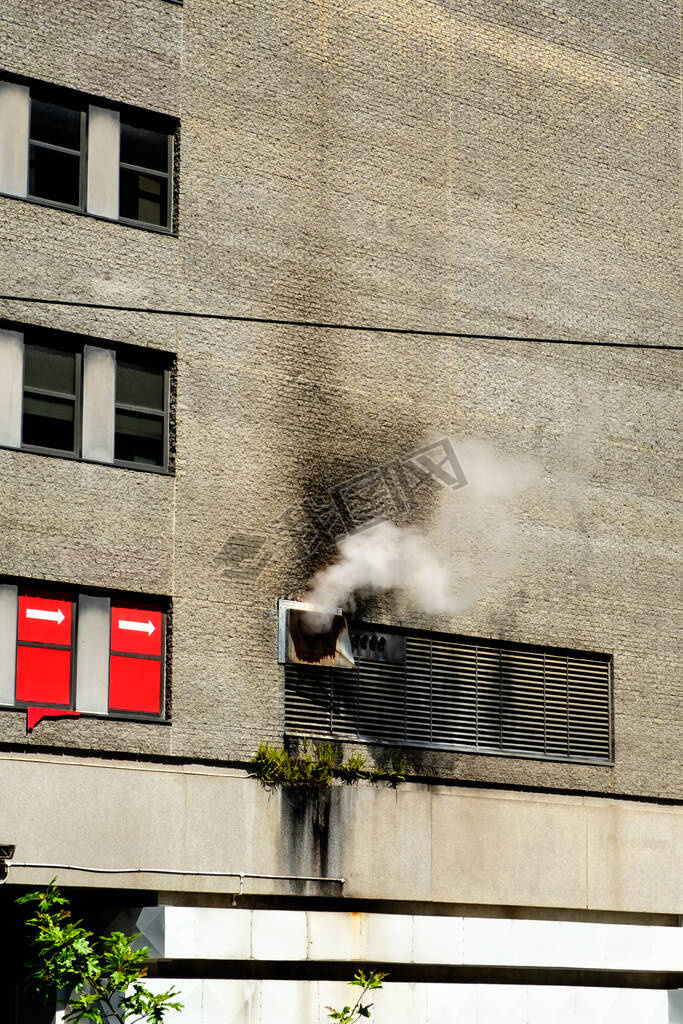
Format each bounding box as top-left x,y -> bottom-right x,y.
251,742 -> 405,787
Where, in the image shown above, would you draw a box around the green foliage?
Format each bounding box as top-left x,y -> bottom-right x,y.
251,743 -> 293,786
251,741 -> 337,787
251,743 -> 406,788
326,969 -> 388,1023
16,883 -> 182,1024
370,755 -> 407,786
310,743 -> 337,784
336,753 -> 368,783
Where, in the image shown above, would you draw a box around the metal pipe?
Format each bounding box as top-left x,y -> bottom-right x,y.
9,861 -> 345,885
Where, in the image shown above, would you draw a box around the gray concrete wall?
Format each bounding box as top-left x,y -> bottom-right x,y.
3,754 -> 683,914
0,0 -> 678,342
0,0 -> 680,807
0,319 -> 679,799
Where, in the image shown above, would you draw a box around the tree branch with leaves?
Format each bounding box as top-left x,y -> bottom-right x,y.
326,969 -> 388,1023
16,882 -> 182,1024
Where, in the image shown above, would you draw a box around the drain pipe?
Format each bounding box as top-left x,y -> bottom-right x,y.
9,860 -> 345,888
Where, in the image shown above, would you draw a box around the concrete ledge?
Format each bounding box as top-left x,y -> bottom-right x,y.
2,753 -> 682,914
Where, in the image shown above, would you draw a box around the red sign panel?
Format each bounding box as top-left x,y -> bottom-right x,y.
18,595 -> 72,646
109,655 -> 162,714
110,606 -> 162,657
16,646 -> 71,706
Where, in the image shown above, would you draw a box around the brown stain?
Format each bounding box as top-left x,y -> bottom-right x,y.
289,608 -> 345,665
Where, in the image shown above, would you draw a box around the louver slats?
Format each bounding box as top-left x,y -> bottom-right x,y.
285,628 -> 612,765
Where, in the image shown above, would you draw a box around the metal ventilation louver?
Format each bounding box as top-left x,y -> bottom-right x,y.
285,625 -> 612,765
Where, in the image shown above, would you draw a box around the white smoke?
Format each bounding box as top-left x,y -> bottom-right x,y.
303,439 -> 541,621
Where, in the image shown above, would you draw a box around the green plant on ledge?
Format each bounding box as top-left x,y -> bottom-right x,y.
337,752 -> 370,782
370,754 -> 406,785
251,743 -> 406,787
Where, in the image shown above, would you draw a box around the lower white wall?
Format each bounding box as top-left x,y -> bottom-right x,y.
151,906 -> 683,972
143,980 -> 674,1024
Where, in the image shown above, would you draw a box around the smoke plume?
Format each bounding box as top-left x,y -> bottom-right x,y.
303,439 -> 540,621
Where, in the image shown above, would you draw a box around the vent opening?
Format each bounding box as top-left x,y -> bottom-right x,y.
285,623 -> 612,765
278,599 -> 355,670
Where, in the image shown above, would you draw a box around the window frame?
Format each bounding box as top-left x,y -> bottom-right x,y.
2,323 -> 174,475
27,94 -> 87,212
108,601 -> 167,721
118,127 -> 174,232
113,361 -> 171,473
1,579 -> 170,725
21,339 -> 82,459
0,74 -> 177,234
14,587 -> 77,712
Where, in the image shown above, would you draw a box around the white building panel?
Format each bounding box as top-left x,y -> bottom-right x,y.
82,345 -> 116,463
0,584 -> 18,706
86,105 -> 120,219
462,916 -> 683,972
0,329 -> 23,449
75,594 -> 110,714
307,910 -> 360,961
154,905 -> 683,974
413,913 -> 464,964
142,980 -> 673,1024
0,81 -> 29,197
164,906 -> 252,960
669,991 -> 683,1023
252,910 -> 307,961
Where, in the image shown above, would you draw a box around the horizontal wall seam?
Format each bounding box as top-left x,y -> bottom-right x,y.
0,296 -> 680,351
146,959 -> 683,989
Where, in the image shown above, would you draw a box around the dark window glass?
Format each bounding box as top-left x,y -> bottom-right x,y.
30,98 -> 81,150
115,411 -> 163,466
116,363 -> 164,410
23,395 -> 75,451
24,345 -> 75,394
120,124 -> 169,172
29,145 -> 81,207
119,168 -> 168,227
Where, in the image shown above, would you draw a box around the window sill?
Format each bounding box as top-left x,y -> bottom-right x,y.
0,704 -> 171,726
0,442 -> 174,476
284,731 -> 615,768
0,190 -> 177,237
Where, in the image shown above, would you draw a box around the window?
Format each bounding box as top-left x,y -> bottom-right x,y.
284,622 -> 613,765
110,603 -> 164,715
0,324 -> 172,472
0,581 -> 167,724
115,360 -> 168,468
0,77 -> 176,231
28,96 -> 85,209
22,339 -> 80,453
15,591 -> 75,708
119,122 -> 172,229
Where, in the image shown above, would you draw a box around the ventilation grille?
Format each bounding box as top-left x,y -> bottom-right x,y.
285,627 -> 612,765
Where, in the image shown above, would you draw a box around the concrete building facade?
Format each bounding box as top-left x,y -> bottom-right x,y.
0,0 -> 680,1021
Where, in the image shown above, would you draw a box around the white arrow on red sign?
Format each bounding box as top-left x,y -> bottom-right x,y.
26,607 -> 65,625
118,618 -> 155,636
